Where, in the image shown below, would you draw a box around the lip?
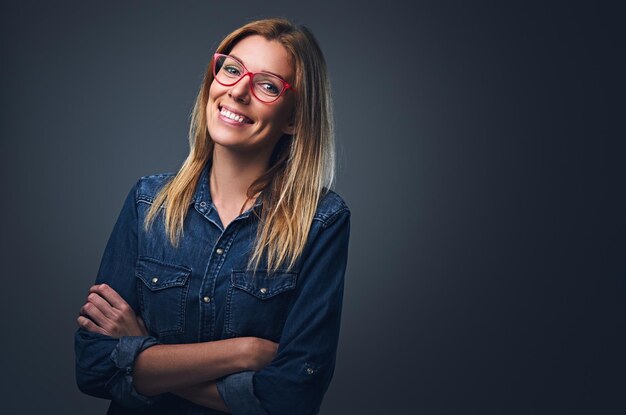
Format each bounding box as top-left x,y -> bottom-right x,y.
217,104 -> 254,125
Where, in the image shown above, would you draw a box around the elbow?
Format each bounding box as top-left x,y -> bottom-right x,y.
254,364 -> 334,415
74,329 -> 114,399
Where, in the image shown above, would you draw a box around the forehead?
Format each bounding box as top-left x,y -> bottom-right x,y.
229,35 -> 294,81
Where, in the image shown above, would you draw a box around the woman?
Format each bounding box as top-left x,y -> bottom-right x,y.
74,18 -> 350,415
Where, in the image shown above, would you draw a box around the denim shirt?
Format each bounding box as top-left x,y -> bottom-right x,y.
74,164 -> 351,415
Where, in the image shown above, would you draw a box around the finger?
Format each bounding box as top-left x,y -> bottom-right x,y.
80,301 -> 112,330
90,283 -> 129,310
77,315 -> 108,336
86,293 -> 118,319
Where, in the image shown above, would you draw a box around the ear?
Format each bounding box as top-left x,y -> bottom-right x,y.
281,121 -> 295,136
281,107 -> 295,135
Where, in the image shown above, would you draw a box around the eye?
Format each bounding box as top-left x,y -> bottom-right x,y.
223,65 -> 242,77
258,81 -> 280,96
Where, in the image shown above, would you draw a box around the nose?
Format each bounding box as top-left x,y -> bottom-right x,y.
228,73 -> 252,104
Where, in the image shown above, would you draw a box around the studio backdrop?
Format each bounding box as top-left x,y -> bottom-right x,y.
1,1 -> 625,414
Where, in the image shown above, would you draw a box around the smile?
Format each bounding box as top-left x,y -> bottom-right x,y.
218,105 -> 254,124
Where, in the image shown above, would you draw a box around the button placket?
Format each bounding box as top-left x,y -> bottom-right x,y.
199,224 -> 241,340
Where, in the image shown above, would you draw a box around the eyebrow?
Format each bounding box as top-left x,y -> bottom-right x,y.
229,53 -> 289,81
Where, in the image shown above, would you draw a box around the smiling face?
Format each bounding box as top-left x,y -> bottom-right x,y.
206,35 -> 295,155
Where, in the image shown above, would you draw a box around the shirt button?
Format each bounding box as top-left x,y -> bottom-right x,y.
216,248 -> 224,255
259,287 -> 268,294
306,368 -> 315,375
203,296 -> 211,303
200,201 -> 207,207
151,277 -> 159,284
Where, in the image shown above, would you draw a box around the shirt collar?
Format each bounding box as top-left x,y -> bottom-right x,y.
192,161 -> 264,219
192,161 -> 211,205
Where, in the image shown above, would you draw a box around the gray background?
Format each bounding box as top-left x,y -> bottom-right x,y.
2,0 -> 625,414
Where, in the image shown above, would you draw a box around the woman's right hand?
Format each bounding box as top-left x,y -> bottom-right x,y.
77,283 -> 148,338
241,337 -> 279,371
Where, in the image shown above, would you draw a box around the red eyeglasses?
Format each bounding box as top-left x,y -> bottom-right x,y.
212,53 -> 294,103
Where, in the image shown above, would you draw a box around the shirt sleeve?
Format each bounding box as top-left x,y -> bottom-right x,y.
217,207 -> 351,415
74,181 -> 161,409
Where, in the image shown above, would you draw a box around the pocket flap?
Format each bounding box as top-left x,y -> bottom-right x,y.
136,257 -> 191,291
231,270 -> 297,299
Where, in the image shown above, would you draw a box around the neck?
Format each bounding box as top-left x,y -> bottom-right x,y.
209,144 -> 271,211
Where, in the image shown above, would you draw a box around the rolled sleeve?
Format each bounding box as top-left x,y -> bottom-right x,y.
75,330 -> 160,408
107,336 -> 161,406
217,371 -> 268,415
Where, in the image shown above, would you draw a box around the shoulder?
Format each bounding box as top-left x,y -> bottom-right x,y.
313,189 -> 351,228
133,172 -> 176,204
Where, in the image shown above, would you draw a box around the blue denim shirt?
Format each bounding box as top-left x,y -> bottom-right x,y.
74,164 -> 350,415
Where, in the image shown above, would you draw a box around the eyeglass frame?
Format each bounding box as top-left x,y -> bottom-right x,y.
211,53 -> 295,104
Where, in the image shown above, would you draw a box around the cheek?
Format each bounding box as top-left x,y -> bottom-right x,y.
207,85 -> 222,117
276,97 -> 295,123
272,104 -> 294,128
258,110 -> 287,131
207,81 -> 223,106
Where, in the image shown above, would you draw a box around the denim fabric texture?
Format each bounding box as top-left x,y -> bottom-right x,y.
74,164 -> 351,415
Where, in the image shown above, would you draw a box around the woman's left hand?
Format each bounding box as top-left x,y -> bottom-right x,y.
77,283 -> 149,338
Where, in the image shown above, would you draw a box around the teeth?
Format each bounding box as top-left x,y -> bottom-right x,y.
220,107 -> 248,123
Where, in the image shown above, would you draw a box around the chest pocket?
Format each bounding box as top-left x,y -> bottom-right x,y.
136,257 -> 191,338
225,270 -> 298,342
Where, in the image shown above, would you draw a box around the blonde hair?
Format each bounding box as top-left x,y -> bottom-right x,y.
145,18 -> 335,273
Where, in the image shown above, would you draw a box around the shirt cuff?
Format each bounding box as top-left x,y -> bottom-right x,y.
216,371 -> 268,415
106,336 -> 160,408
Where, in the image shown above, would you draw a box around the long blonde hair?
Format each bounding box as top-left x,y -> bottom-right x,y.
145,18 -> 335,273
